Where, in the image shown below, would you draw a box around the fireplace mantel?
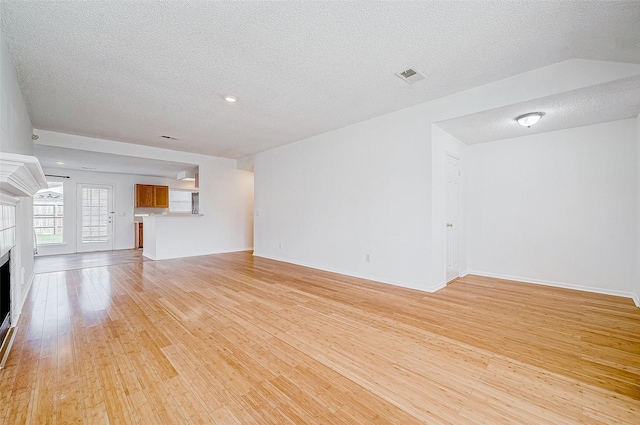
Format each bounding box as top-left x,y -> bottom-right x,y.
0,152 -> 48,201
0,152 -> 45,367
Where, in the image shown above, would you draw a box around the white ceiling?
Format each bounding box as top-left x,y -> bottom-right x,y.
436,75 -> 640,144
1,1 -> 640,159
35,144 -> 197,178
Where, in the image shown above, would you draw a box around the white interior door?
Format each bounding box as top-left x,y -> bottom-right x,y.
446,154 -> 460,283
76,184 -> 114,252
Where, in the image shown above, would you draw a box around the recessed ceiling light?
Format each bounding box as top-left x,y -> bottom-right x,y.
56,161 -> 65,165
223,95 -> 238,103
515,112 -> 544,128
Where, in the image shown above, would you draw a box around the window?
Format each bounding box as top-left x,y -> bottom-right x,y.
34,182 -> 64,245
169,189 -> 198,213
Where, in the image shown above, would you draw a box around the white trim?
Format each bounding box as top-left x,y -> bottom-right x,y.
253,252 -> 444,293
142,251 -> 156,261
0,326 -> 17,369
0,192 -> 19,206
0,153 -> 48,198
143,247 -> 253,262
431,281 -> 448,292
75,183 -> 115,252
446,271 -> 470,285
21,270 -> 35,308
443,151 -> 462,286
632,293 -> 640,308
467,270 -> 639,305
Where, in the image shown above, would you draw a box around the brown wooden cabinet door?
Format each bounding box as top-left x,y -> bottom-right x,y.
153,186 -> 169,208
136,185 -> 154,207
134,222 -> 143,249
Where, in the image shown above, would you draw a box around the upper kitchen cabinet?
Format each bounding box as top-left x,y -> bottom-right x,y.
136,184 -> 153,207
136,184 -> 169,208
153,185 -> 169,208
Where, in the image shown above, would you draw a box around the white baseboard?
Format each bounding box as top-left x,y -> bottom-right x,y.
142,252 -> 156,261
467,270 -> 639,307
431,281 -> 447,292
253,252 -> 444,293
147,247 -> 254,262
11,269 -> 36,324
21,270 -> 34,308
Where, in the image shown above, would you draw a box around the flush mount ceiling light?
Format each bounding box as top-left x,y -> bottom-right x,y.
223,95 -> 238,103
177,170 -> 196,181
515,112 -> 544,128
55,161 -> 65,165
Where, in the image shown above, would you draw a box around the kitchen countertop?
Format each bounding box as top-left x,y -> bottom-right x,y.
135,213 -> 203,218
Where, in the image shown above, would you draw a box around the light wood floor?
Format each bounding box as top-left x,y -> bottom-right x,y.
2,251 -> 639,424
34,249 -> 147,274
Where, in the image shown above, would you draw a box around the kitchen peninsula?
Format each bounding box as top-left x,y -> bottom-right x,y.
141,213 -> 204,260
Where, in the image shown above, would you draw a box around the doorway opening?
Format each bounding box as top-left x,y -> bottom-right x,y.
445,153 -> 460,283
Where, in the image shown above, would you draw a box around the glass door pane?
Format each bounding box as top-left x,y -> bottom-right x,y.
81,187 -> 109,243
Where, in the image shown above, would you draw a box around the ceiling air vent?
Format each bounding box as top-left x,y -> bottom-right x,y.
395,68 -> 427,85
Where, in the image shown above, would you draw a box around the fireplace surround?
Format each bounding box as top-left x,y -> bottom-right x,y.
0,250 -> 10,347
0,152 -> 47,367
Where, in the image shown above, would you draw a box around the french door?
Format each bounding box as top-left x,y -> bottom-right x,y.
76,184 -> 114,252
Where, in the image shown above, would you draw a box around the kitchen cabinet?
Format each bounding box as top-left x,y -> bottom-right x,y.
134,222 -> 143,249
135,184 -> 169,208
136,185 -> 153,207
154,185 -> 169,208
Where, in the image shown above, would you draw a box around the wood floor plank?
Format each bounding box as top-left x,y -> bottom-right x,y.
7,250 -> 639,424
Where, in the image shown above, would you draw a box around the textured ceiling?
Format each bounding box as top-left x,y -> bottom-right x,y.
435,75 -> 640,144
35,144 -> 197,178
2,1 -> 640,159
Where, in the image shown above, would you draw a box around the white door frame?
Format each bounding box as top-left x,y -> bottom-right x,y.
445,152 -> 460,283
76,183 -> 115,252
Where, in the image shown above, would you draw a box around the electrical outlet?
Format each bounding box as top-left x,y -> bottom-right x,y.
366,254 -> 371,262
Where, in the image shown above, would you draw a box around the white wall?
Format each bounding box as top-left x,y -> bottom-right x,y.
1,30 -> 32,157
467,119 -> 637,299
254,106 -> 433,290
35,130 -> 254,258
636,113 -> 640,305
0,31 -> 36,320
36,168 -> 197,256
254,60 -> 640,298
